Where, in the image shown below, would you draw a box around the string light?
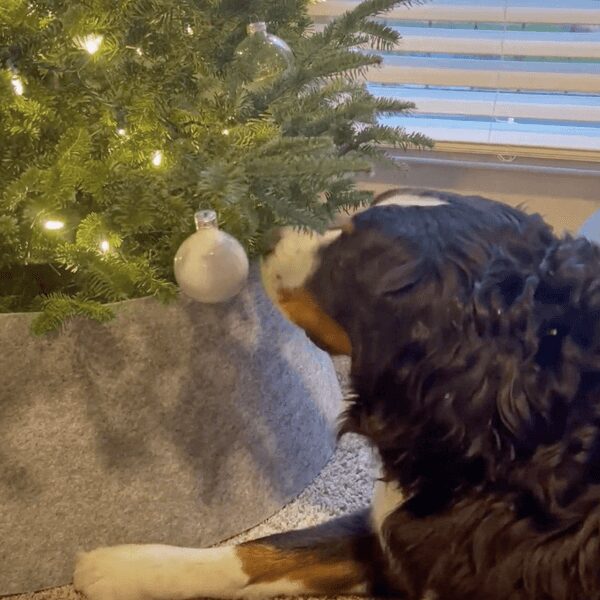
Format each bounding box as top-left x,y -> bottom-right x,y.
10,75 -> 24,96
76,34 -> 104,55
151,150 -> 163,167
221,128 -> 230,136
99,240 -> 110,253
44,220 -> 65,230
115,109 -> 128,137
185,25 -> 194,35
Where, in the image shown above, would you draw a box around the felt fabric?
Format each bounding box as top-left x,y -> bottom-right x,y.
0,266 -> 341,594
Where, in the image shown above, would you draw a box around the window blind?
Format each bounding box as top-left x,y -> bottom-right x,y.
309,0 -> 600,161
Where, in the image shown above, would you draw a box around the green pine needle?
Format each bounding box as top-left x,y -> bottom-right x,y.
1,0 -> 431,333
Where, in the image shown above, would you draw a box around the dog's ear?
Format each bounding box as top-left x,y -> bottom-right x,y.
474,261 -> 540,445
536,237 -> 600,369
375,261 -> 423,297
469,244 -> 549,450
479,237 -> 600,451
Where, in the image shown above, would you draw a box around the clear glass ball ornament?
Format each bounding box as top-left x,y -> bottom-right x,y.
234,22 -> 295,89
173,210 -> 249,303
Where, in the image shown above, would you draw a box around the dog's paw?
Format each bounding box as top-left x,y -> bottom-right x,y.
73,544 -> 173,600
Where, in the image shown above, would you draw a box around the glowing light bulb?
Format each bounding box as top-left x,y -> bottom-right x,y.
44,220 -> 65,230
185,25 -> 194,35
221,128 -> 230,136
151,150 -> 163,167
11,75 -> 24,96
116,127 -> 127,136
135,47 -> 143,56
77,34 -> 104,55
99,240 -> 110,253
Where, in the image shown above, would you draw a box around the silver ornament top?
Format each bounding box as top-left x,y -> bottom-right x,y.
194,209 -> 218,230
247,22 -> 267,34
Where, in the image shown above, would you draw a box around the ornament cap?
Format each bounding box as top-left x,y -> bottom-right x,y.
247,22 -> 267,34
194,209 -> 218,230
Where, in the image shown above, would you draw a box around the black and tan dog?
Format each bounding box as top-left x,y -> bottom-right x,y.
75,189 -> 600,600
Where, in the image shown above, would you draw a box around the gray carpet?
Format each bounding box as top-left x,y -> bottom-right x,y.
7,358 -> 377,600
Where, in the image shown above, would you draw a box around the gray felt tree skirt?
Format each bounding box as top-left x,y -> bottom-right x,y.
0,265 -> 342,595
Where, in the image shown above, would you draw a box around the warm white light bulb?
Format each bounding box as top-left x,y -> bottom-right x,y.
99,240 -> 110,253
185,25 -> 194,35
11,75 -> 24,96
135,47 -> 143,56
77,34 -> 104,55
221,128 -> 230,136
44,220 -> 65,230
116,127 -> 127,136
151,150 -> 163,167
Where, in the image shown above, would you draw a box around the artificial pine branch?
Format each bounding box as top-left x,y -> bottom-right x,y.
30,293 -> 115,335
0,0 -> 431,332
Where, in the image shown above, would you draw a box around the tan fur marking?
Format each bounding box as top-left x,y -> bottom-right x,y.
237,544 -> 366,594
278,287 -> 351,355
341,221 -> 355,235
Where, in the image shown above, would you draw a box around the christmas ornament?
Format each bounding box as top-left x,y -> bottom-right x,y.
173,210 -> 249,303
234,22 -> 295,88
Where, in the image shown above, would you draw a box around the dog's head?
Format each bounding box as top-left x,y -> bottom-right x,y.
260,188 -> 529,358
260,189 -> 461,355
260,224 -> 353,355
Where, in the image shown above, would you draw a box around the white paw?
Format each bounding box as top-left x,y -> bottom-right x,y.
73,544 -> 175,600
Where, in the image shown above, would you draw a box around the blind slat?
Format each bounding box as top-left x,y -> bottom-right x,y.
309,0 -> 600,26
395,28 -> 600,59
311,24 -> 600,59
372,56 -> 600,93
384,116 -> 600,151
369,86 -> 600,122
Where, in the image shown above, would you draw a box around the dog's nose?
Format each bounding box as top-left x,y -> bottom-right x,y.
264,228 -> 283,255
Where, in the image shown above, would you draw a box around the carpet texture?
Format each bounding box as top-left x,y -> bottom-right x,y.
6,358 -> 377,600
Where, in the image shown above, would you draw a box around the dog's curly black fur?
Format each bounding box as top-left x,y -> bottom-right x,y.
307,190 -> 600,600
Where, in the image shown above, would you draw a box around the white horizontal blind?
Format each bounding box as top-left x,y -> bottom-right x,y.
309,0 -> 600,160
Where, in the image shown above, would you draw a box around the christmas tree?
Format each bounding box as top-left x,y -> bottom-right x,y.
0,0 -> 430,333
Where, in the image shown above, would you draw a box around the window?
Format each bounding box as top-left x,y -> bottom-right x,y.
310,0 -> 600,162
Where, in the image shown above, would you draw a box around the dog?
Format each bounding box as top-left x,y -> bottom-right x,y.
74,188 -> 600,600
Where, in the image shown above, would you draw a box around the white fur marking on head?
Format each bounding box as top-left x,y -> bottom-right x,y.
376,193 -> 448,208
260,228 -> 342,304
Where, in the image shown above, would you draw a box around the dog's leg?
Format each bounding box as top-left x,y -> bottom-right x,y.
74,509 -> 393,600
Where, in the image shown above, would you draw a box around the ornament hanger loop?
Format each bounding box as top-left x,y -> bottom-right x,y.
194,209 -> 218,229
247,22 -> 267,34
